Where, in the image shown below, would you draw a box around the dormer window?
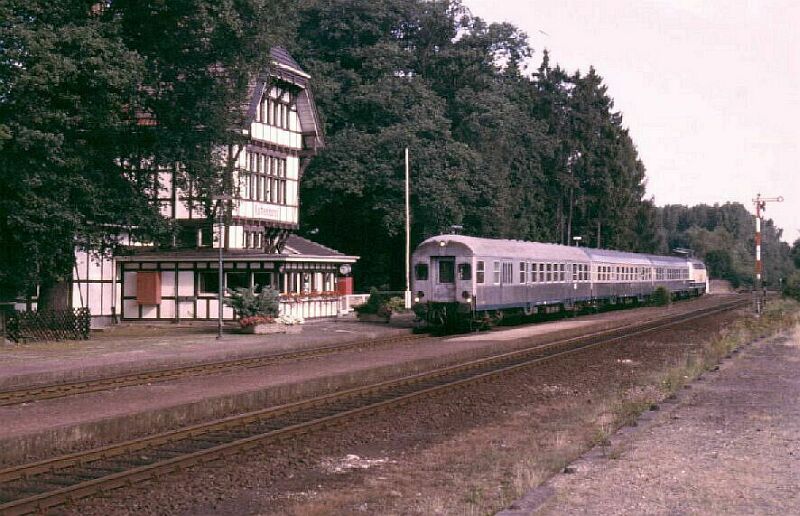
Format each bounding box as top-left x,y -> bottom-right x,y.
256,85 -> 296,130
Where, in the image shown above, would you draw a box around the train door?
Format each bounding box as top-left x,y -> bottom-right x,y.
431,256 -> 456,302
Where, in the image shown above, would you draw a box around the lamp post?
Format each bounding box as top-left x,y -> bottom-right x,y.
212,195 -> 233,339
404,147 -> 411,309
572,236 -> 582,247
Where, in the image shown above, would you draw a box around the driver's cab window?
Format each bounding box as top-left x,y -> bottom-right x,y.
414,263 -> 429,281
457,263 -> 472,281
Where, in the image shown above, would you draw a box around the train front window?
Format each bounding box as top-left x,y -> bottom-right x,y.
438,261 -> 455,284
415,263 -> 428,281
458,263 -> 472,281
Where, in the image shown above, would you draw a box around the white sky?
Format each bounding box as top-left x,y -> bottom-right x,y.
465,0 -> 799,242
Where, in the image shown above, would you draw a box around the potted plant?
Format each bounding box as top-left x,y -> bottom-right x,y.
224,287 -> 295,334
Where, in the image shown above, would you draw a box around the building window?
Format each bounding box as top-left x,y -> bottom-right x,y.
226,272 -> 250,291
198,271 -> 219,295
260,86 -> 296,130
242,152 -> 289,206
253,272 -> 274,291
476,261 -> 485,284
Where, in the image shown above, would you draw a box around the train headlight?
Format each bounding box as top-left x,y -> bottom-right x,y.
416,291 -> 425,301
413,297 -> 420,303
462,291 -> 472,302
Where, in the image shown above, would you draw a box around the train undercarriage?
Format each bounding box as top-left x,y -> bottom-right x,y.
414,287 -> 705,334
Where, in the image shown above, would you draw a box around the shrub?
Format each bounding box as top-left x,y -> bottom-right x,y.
650,286 -> 671,306
224,287 -> 280,318
354,289 -> 407,316
354,287 -> 387,315
782,272 -> 800,302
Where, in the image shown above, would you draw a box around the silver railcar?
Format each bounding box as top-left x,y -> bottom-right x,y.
412,235 -> 704,328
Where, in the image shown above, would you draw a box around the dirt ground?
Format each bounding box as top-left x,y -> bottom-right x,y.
61,300 -> 798,515
519,322 -> 800,515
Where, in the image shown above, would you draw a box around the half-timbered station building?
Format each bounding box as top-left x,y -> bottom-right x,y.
72,48 -> 357,327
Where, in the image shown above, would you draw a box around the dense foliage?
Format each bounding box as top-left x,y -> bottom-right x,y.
0,0 -> 291,306
291,1 -> 658,288
1,0 -> 797,301
654,203 -> 795,288
292,0 -> 798,290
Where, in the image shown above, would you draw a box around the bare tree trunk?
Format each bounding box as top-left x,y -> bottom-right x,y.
38,279 -> 70,311
556,196 -> 564,244
566,186 -> 574,245
596,220 -> 601,249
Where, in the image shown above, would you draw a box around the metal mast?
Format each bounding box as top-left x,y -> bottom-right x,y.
752,193 -> 783,314
404,147 -> 412,309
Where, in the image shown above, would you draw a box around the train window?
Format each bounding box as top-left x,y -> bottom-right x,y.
519,262 -> 527,283
559,263 -> 565,282
414,263 -> 429,281
458,263 -> 472,281
529,262 -> 536,283
493,261 -> 501,284
438,261 -> 455,284
502,262 -> 513,284
476,261 -> 485,284
538,263 -> 545,282
546,263 -> 552,282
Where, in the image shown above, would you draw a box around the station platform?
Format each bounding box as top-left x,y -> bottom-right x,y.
0,296 -> 738,466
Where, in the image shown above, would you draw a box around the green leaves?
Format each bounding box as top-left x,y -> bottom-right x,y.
295,0 -> 660,289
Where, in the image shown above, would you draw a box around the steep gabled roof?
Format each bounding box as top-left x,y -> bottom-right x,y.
241,47 -> 324,150
270,47 -> 309,77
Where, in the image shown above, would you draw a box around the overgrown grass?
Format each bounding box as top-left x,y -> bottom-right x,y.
658,299 -> 800,395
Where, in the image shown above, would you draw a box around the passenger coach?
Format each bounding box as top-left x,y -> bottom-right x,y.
412,235 -> 709,329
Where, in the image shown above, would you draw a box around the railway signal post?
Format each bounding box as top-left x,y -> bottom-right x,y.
752,193 -> 783,314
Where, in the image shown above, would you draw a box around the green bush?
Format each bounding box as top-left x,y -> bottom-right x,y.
650,286 -> 672,306
224,287 -> 280,318
355,288 -> 406,317
782,272 -> 800,302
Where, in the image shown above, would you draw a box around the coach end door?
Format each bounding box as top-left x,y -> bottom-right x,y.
431,257 -> 456,302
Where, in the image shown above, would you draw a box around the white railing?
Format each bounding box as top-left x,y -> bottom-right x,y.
340,294 -> 369,313
279,296 -> 340,319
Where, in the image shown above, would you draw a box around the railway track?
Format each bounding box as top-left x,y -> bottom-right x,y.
0,299 -> 747,515
0,333 -> 427,407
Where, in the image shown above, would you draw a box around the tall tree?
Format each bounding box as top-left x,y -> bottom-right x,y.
0,0 -> 164,306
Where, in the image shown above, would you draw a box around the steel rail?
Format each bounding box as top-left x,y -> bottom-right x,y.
0,333 -> 427,407
0,299 -> 747,515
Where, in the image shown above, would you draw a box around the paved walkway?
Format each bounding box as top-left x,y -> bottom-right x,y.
0,319 -> 410,389
502,325 -> 800,515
